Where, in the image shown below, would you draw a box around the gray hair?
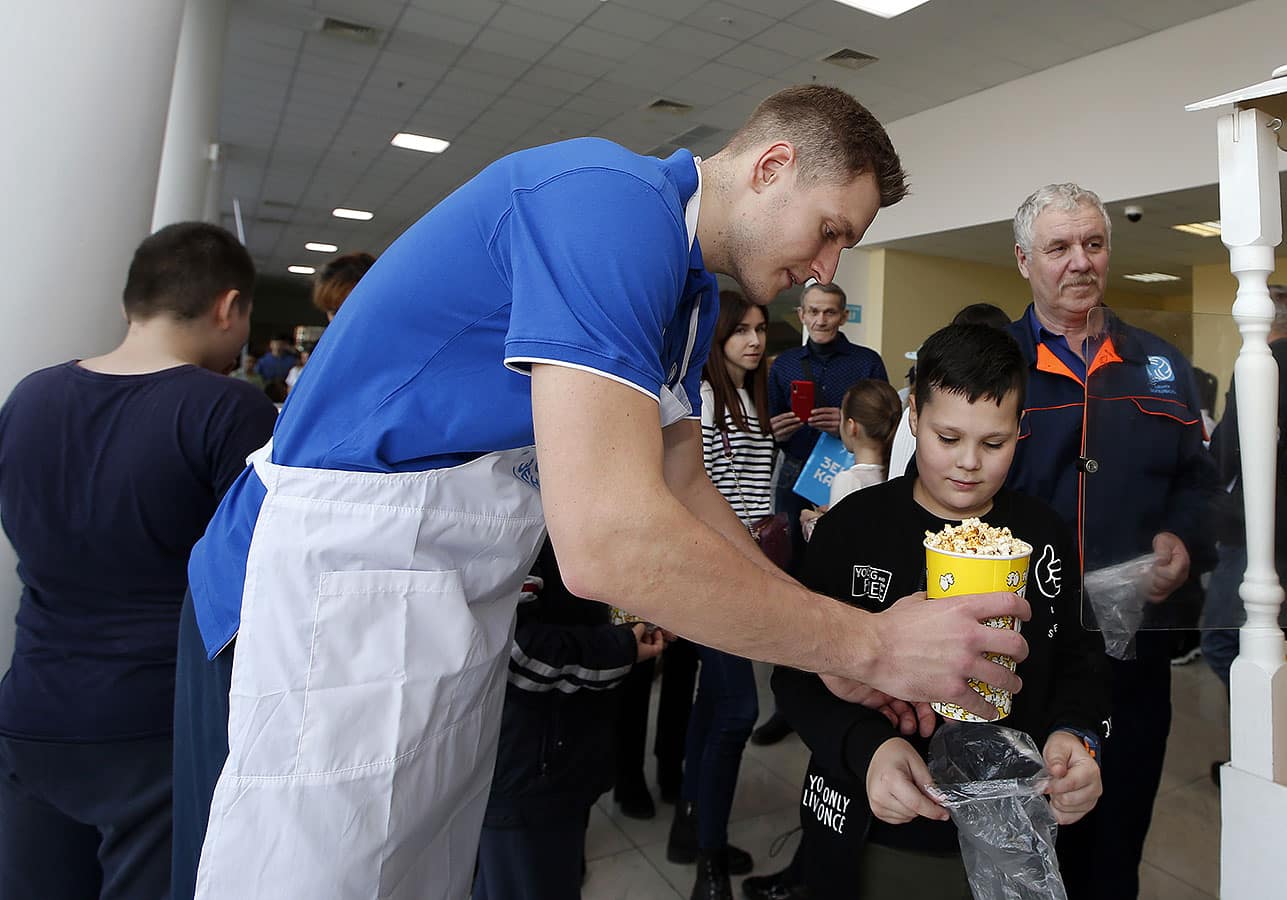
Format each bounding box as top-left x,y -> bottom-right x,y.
800,282 -> 847,308
1013,183 -> 1112,254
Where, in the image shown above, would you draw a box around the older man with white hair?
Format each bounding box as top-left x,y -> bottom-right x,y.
1003,183 -> 1218,900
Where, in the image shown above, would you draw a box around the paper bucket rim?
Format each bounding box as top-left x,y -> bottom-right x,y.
922,540 -> 1033,561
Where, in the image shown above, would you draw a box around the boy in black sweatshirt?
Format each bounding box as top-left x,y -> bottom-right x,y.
773,324 -> 1110,900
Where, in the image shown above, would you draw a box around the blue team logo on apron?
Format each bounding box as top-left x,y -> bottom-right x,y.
1146,356 -> 1174,384
513,456 -> 540,490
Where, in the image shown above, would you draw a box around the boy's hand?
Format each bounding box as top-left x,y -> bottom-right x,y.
866,738 -> 950,824
770,411 -> 804,442
1043,731 -> 1102,825
861,591 -> 1030,721
808,406 -> 842,435
631,623 -> 666,663
819,675 -> 937,738
1146,531 -> 1190,602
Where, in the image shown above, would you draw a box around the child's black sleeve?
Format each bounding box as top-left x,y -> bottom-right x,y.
1041,518 -> 1112,742
778,490 -> 904,782
508,598 -> 638,695
771,665 -> 900,784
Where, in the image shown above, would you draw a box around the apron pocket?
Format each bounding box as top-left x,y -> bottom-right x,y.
293,568 -> 486,776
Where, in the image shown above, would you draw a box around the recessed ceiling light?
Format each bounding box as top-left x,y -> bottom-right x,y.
332,207 -> 373,221
305,242 -> 338,253
830,0 -> 932,18
391,132 -> 451,154
1124,272 -> 1182,283
1171,221 -> 1222,237
288,265 -> 316,275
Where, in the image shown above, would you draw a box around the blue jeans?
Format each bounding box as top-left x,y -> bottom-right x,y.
1200,543 -> 1287,689
681,646 -> 758,850
0,733 -> 173,900
1201,544 -> 1245,689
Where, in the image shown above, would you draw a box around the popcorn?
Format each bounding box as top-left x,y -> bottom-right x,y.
924,518 -> 1032,557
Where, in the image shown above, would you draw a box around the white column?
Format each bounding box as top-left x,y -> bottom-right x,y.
0,1 -> 185,663
153,0 -> 230,230
1217,106 -> 1287,900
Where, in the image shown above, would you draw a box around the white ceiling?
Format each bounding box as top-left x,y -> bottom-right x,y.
216,0 -> 1250,278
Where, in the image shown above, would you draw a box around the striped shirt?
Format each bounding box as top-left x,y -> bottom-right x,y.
701,382 -> 776,525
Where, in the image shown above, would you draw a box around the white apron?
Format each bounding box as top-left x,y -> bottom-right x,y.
194,442 -> 547,899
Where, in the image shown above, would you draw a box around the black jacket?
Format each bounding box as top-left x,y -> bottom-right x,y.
1209,337 -> 1287,551
773,476 -> 1110,899
483,540 -> 638,827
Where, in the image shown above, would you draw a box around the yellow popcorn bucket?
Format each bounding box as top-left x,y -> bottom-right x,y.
925,541 -> 1031,722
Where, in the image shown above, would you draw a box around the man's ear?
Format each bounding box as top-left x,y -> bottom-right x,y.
1014,243 -> 1030,279
908,395 -> 919,436
212,289 -> 243,329
751,141 -> 795,193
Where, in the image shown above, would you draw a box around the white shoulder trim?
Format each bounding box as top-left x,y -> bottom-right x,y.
504,357 -> 659,402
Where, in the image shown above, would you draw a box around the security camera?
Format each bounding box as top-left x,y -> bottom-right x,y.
1124,205 -> 1143,223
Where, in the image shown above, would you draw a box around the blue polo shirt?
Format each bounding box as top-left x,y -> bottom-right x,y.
189,139 -> 718,657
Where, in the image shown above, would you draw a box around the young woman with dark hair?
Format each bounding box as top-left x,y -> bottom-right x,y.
668,291 -> 776,900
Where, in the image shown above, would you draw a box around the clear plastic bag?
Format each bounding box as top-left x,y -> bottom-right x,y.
1082,554 -> 1154,660
926,722 -> 1066,900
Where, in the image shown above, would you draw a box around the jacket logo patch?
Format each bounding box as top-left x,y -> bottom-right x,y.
1036,543 -> 1061,598
852,565 -> 892,604
1146,355 -> 1174,384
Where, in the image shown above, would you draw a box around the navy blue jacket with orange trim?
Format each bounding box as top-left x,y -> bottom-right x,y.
1005,306 -> 1219,577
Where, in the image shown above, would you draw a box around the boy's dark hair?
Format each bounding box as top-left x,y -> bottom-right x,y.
951,302 -> 1011,330
725,85 -> 909,206
914,324 -> 1026,417
122,222 -> 254,322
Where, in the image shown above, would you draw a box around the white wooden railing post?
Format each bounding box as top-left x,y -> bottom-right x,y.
1188,69 -> 1287,900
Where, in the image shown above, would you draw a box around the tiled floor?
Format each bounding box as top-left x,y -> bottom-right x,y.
583,658 -> 1228,899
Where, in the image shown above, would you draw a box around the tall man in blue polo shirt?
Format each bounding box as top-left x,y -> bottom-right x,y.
1003,183 -> 1218,900
173,86 -> 1034,900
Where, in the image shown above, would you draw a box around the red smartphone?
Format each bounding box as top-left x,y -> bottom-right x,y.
790,380 -> 814,423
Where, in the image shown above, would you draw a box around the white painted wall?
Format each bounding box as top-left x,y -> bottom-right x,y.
0,2 -> 184,666
864,0 -> 1287,245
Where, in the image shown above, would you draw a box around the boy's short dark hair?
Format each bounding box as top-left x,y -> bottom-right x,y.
122,222 -> 255,322
914,323 -> 1026,416
950,302 -> 1011,330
